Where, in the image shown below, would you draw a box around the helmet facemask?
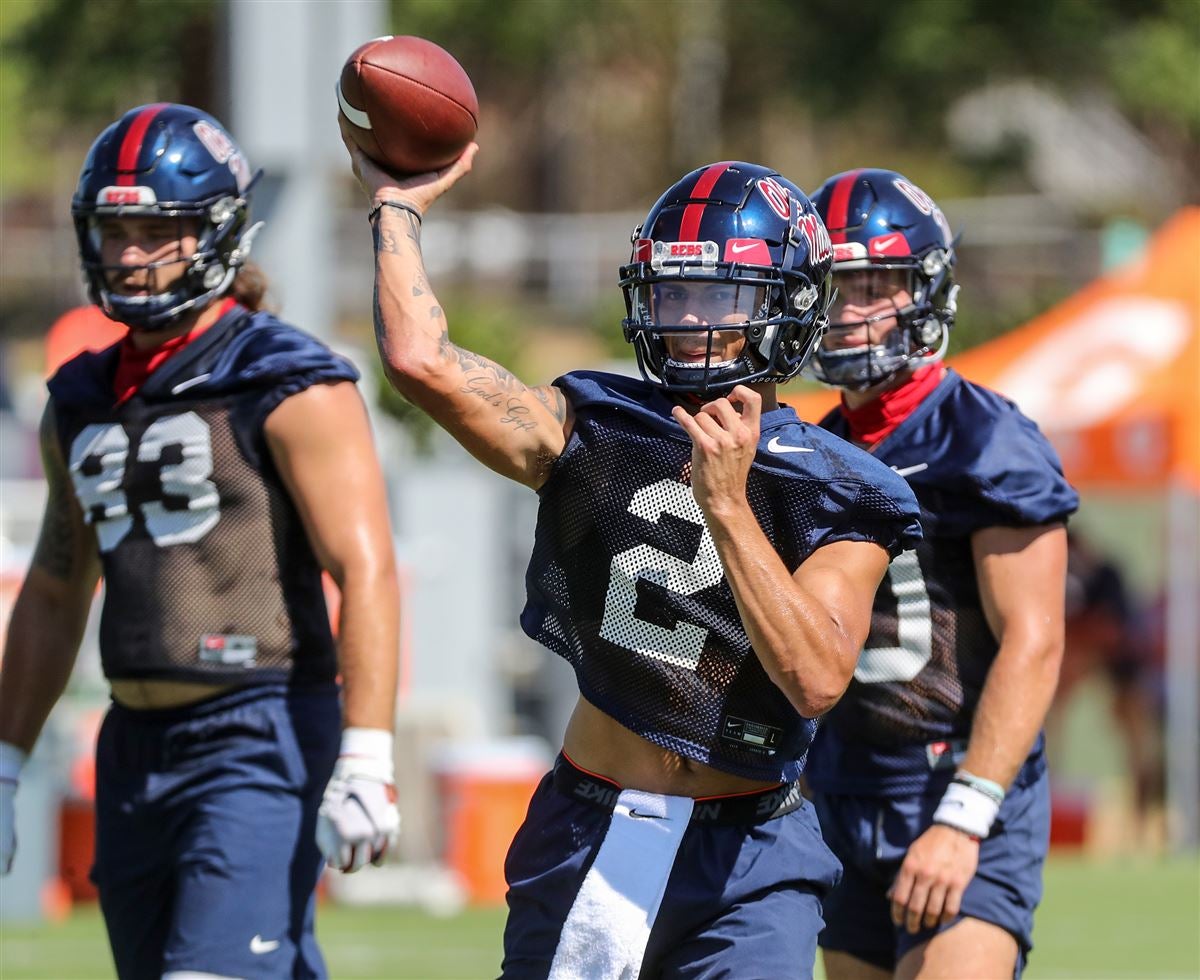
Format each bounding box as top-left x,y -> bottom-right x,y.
809,254 -> 955,390
75,191 -> 260,331
622,257 -> 826,396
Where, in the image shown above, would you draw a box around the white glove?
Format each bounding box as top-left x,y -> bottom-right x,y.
316,728 -> 400,873
0,741 -> 28,877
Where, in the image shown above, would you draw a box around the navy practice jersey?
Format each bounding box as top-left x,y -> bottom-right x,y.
805,369 -> 1079,795
48,305 -> 357,686
520,371 -> 922,783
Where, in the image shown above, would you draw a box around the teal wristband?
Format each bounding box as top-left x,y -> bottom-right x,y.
953,769 -> 1005,805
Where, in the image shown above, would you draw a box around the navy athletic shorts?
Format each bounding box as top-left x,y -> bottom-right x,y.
812,751 -> 1050,977
90,683 -> 340,980
501,753 -> 842,979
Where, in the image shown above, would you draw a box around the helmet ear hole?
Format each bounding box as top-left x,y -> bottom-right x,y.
793,285 -> 818,311
915,319 -> 942,348
202,264 -> 227,290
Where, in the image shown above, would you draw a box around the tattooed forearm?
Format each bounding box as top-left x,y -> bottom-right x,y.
403,211 -> 420,244
372,280 -> 387,352
372,219 -> 404,256
371,208 -> 420,256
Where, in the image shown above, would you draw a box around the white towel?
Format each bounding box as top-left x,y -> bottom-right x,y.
548,788 -> 694,980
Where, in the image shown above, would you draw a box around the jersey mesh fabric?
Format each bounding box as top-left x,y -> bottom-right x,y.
823,527 -> 992,747
81,398 -> 333,681
49,308 -> 349,687
522,372 -> 922,783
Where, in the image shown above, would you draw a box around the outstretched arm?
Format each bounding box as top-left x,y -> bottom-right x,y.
342,121 -> 571,489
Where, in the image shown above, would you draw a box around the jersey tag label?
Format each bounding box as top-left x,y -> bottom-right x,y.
925,739 -> 967,771
199,633 -> 258,667
721,715 -> 782,756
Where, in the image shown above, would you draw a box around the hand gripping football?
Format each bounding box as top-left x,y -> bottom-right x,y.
337,35 -> 478,175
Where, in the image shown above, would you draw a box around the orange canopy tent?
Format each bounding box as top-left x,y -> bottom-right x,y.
787,208 -> 1200,491
789,208 -> 1200,850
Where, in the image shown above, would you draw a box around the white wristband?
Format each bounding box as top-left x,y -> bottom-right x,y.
337,728 -> 395,783
0,741 -> 28,784
932,779 -> 1000,839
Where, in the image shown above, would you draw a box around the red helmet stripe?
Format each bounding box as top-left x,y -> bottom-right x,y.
824,168 -> 862,244
678,162 -> 732,242
115,103 -> 170,185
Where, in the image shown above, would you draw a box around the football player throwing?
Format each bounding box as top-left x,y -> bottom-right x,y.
344,130 -> 924,979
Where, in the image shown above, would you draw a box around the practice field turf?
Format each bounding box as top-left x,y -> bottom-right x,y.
0,856 -> 1196,978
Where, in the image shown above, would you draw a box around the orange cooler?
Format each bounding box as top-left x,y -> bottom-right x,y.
433,739 -> 550,905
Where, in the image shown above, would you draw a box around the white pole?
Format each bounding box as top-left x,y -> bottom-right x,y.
227,0 -> 387,337
1165,478 -> 1200,852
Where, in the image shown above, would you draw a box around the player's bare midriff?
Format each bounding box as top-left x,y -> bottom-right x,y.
109,679 -> 238,710
562,696 -> 783,798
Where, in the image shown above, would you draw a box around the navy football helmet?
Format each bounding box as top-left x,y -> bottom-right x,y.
619,161 -> 834,395
72,103 -> 262,330
807,168 -> 958,389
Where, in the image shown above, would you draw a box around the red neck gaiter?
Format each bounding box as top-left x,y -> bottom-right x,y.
112,298 -> 235,405
840,364 -> 945,447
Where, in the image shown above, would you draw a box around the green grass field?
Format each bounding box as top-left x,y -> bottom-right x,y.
1,856 -> 1196,979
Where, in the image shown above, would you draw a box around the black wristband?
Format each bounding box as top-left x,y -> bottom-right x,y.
368,200 -> 423,226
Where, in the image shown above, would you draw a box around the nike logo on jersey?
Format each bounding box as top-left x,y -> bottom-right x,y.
891,463 -> 929,477
250,935 -> 281,955
628,807 -> 666,820
767,436 -> 815,454
171,373 -> 212,394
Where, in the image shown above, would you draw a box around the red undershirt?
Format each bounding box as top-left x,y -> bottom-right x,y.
838,364 -> 944,447
112,298 -> 236,405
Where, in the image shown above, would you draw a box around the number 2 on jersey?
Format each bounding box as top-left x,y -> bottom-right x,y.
599,479 -> 724,670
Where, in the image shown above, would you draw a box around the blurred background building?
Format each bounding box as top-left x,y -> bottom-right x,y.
1,0 -> 1197,930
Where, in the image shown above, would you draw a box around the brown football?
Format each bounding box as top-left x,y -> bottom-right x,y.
337,35 -> 478,175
